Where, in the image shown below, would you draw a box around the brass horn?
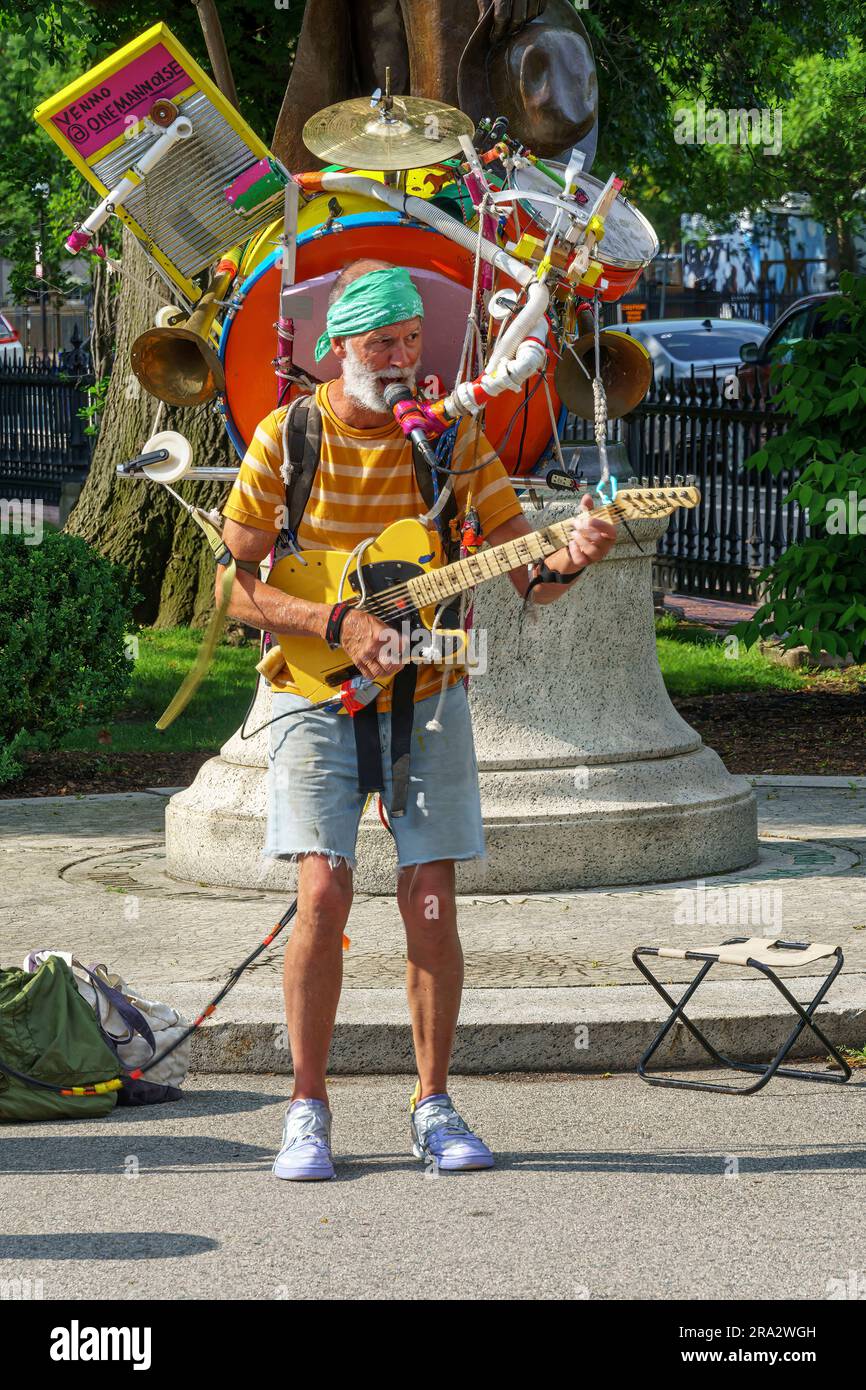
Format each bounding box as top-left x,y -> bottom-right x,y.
555,313 -> 653,421
130,257 -> 237,407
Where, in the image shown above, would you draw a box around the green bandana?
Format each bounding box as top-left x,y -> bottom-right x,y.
314,266 -> 424,362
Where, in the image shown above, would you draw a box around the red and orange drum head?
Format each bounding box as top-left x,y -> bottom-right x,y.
220,206 -> 561,477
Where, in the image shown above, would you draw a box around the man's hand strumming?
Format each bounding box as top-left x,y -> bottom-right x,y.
338,610 -> 408,682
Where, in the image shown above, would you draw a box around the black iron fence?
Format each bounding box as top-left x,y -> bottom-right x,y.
0,356 -> 95,508
618,284 -> 810,327
562,372 -> 803,602
0,351 -> 800,601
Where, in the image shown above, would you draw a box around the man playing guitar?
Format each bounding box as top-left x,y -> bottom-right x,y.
219,258 -> 616,1180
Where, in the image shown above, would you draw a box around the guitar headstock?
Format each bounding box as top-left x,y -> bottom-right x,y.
613,485 -> 701,519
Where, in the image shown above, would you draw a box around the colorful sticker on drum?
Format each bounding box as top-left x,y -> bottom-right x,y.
48,45 -> 192,161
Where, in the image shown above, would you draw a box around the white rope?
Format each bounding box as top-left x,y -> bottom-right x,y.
424,589 -> 473,733
454,188 -> 493,389
592,294 -> 610,491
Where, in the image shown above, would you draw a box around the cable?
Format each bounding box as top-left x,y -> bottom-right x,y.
514,380 -> 531,476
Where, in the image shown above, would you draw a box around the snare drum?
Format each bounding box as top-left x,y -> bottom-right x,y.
506,162 -> 658,302
221,205 -> 561,477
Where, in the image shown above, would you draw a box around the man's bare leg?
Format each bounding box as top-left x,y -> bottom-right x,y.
283,853 -> 353,1107
397,860 -> 463,1100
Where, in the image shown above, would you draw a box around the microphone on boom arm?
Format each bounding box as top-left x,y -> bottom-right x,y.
383,382 -> 444,478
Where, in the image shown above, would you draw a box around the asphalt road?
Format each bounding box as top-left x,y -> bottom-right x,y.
2,1070 -> 864,1302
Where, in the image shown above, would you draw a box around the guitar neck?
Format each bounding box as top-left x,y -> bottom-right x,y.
405,520 -> 573,608
390,485 -> 698,611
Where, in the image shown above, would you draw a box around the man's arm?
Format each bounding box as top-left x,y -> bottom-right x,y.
485,493 -> 617,605
219,518 -> 331,639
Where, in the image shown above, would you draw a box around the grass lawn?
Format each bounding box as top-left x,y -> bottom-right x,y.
59,628 -> 259,754
653,613 -> 808,698
56,618 -> 830,758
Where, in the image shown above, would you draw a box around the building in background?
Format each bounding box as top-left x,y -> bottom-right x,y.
680,210 -> 832,298
0,256 -> 91,358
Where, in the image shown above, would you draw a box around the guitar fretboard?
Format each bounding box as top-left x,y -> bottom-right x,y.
400,486 -> 698,608
405,521 -> 572,608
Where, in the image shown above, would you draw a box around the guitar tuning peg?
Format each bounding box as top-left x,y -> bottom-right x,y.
640,476 -> 648,488
663,474 -> 671,487
652,475 -> 660,488
685,473 -> 696,485
626,476 -> 638,488
674,474 -> 684,485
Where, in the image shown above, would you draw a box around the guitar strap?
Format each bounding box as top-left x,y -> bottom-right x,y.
282,392 -> 459,817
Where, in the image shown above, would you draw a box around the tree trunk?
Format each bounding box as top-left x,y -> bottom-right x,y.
835,218 -> 858,276
65,227 -> 233,629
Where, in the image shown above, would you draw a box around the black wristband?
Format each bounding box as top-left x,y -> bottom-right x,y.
538,561 -> 583,585
524,562 -> 584,604
325,601 -> 353,649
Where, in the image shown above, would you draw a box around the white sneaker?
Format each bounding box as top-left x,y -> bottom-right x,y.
272,1098 -> 335,1180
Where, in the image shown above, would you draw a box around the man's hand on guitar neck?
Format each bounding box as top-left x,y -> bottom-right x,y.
564,491 -> 618,569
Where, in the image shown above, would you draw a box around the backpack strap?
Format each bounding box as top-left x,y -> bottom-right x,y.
282,392 -> 322,539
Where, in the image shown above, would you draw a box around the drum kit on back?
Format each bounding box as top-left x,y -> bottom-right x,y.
37,21 -> 658,489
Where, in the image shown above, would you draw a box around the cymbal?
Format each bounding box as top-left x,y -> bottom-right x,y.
303,95 -> 475,172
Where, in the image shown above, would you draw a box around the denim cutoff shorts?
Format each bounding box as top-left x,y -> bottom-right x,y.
264,679 -> 486,871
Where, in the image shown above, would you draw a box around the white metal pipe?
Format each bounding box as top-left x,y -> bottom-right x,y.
74,117 -> 193,242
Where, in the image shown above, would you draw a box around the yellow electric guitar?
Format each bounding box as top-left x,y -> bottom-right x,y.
261,485 -> 700,703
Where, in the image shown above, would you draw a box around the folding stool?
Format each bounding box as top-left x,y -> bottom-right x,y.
633,936 -> 852,1093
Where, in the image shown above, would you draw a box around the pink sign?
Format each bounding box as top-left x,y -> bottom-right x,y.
50,44 -> 194,162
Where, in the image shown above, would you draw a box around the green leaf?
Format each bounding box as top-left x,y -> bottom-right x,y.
790,437 -> 815,461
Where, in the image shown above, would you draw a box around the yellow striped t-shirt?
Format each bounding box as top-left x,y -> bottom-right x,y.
222,380 -> 524,708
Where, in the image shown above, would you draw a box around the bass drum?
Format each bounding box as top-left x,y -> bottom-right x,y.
222,195 -> 561,478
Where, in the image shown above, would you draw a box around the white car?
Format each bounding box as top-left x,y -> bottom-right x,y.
0,313 -> 24,364
617,317 -> 769,385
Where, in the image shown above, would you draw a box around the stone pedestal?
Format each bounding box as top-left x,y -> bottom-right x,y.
166,501 -> 757,892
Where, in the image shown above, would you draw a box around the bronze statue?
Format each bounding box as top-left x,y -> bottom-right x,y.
273,0 -> 597,172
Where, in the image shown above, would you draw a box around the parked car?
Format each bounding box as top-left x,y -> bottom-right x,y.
618,317 -> 769,386
0,313 -> 23,364
736,291 -> 848,397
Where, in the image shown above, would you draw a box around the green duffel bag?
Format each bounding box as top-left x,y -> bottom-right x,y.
0,955 -> 121,1122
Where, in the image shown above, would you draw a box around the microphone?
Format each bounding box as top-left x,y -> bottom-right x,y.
383,383 -> 443,477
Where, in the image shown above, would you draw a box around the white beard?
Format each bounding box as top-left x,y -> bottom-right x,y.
341,340 -> 417,414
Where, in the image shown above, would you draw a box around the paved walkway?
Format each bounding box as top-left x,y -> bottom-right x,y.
663,593 -> 757,630
2,1071 -> 864,1300
1,779 -> 864,1070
